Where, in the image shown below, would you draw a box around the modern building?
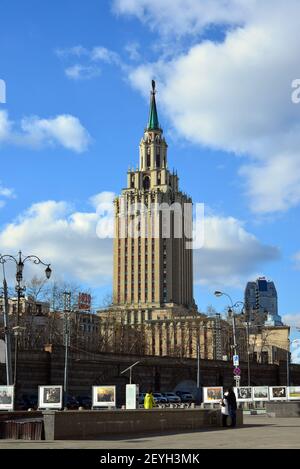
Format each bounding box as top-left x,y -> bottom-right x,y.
244,277 -> 283,326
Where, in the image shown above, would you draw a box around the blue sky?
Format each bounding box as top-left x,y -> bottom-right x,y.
1,0 -> 300,357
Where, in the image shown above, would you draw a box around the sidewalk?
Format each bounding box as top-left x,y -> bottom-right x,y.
0,416 -> 299,449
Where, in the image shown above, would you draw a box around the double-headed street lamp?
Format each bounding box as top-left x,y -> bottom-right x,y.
214,291 -> 242,387
0,251 -> 51,403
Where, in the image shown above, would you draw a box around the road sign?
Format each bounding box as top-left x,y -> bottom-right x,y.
233,367 -> 241,376
233,355 -> 239,366
234,375 -> 241,385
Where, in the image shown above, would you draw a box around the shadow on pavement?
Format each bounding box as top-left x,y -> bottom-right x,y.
95,424 -> 275,442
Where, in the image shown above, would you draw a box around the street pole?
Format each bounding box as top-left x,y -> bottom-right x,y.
287,347 -> 290,387
196,341 -> 201,405
214,292 -> 243,388
246,318 -> 251,386
63,291 -> 71,410
2,277 -> 12,385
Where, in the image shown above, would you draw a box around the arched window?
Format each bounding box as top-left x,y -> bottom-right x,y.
143,176 -> 150,190
156,153 -> 160,168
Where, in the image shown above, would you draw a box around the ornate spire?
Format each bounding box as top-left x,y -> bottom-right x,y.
147,80 -> 160,130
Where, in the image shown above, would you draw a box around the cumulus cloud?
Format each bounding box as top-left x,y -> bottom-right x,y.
0,192 -> 278,288
0,110 -> 90,152
112,0 -> 253,37
194,215 -> 279,287
0,194 -> 115,286
116,0 -> 300,214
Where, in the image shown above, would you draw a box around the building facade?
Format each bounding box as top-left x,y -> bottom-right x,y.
99,81 -> 230,360
113,80 -> 194,312
245,277 -> 283,326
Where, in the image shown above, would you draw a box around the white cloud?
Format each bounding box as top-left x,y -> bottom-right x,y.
118,0 -> 300,214
282,314 -> 300,329
0,192 -> 277,288
0,181 -> 16,209
65,64 -> 101,80
0,110 -> 12,141
113,0 -> 253,37
0,184 -> 15,199
57,45 -> 121,79
291,344 -> 300,364
124,42 -> 141,61
91,47 -> 120,64
294,252 -> 300,269
194,215 -> 279,287
0,110 -> 90,153
0,194 -> 115,286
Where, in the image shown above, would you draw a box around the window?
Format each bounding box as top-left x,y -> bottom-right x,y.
143,176 -> 150,190
156,154 -> 160,168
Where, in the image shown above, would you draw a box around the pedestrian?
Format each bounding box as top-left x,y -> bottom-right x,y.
226,387 -> 237,427
144,390 -> 156,409
220,390 -> 229,427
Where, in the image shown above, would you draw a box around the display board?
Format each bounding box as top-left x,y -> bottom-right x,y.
38,385 -> 63,409
92,385 -> 116,408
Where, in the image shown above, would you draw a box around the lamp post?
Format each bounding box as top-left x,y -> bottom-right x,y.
0,251 -> 51,407
214,291 -> 241,386
63,291 -> 71,410
287,339 -> 300,387
0,264 -> 13,385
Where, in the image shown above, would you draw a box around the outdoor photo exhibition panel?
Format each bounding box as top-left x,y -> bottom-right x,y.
234,386 -> 252,402
287,386 -> 300,400
203,387 -> 223,403
269,386 -> 287,400
38,385 -> 63,410
0,385 -> 14,411
92,385 -> 116,408
252,386 -> 269,401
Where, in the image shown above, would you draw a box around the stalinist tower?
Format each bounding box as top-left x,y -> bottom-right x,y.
99,82 -> 222,359
112,81 -> 196,318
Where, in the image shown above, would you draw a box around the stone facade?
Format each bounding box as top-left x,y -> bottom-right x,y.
1,347 -> 299,403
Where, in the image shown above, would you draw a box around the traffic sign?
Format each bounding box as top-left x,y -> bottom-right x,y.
233,367 -> 241,376
233,355 -> 239,366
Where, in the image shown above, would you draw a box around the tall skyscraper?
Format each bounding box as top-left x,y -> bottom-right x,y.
244,277 -> 283,326
99,81 -> 226,360
112,80 -> 195,314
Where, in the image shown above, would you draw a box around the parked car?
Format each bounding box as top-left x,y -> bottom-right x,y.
153,393 -> 168,404
15,398 -> 29,410
162,392 -> 181,404
22,394 -> 38,409
65,395 -> 79,409
138,393 -> 146,405
77,395 -> 92,409
175,391 -> 194,403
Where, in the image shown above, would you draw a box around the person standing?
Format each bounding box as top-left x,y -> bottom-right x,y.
226,387 -> 237,427
221,390 -> 229,427
144,390 -> 156,409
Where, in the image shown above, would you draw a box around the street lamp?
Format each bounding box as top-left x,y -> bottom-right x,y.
63,291 -> 71,410
214,291 -> 240,386
0,251 -> 51,407
287,339 -> 300,387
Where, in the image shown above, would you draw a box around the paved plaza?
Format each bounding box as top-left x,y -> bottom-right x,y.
0,416 -> 299,449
